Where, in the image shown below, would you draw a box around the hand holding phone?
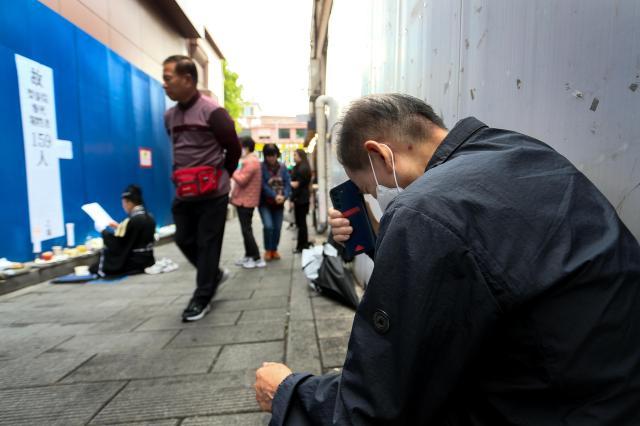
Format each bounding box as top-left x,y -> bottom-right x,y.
329,208 -> 352,243
329,180 -> 376,257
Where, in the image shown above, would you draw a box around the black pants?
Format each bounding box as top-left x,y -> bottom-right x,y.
236,205 -> 260,260
172,195 -> 228,305
294,201 -> 310,251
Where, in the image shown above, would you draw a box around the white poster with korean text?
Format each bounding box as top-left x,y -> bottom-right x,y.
15,54 -> 64,246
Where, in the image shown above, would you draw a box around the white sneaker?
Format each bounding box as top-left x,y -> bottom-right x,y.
241,258 -> 257,269
144,262 -> 164,275
161,259 -> 179,273
235,256 -> 250,266
242,258 -> 266,269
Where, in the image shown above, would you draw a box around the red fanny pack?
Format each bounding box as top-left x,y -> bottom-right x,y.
172,166 -> 223,198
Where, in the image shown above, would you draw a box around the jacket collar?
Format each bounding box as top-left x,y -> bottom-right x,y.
425,117 -> 488,172
129,205 -> 146,217
178,91 -> 201,111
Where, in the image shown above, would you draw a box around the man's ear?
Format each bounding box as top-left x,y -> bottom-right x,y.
363,140 -> 394,173
183,74 -> 195,87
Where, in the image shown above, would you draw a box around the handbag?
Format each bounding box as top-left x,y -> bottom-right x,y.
172,166 -> 222,198
265,163 -> 285,205
313,250 -> 360,309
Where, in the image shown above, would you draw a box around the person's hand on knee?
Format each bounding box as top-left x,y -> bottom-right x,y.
254,362 -> 293,412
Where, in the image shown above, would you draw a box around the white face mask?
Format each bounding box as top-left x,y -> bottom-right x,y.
368,145 -> 403,211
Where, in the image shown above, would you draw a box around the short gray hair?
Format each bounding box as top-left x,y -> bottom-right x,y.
336,93 -> 446,171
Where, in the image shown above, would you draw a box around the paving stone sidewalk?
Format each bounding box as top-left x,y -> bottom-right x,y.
0,216 -> 357,425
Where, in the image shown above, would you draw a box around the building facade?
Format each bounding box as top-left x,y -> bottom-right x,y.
38,0 -> 225,102
239,105 -> 307,166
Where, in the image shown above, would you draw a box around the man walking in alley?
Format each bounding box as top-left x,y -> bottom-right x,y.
255,93 -> 640,424
162,55 -> 241,321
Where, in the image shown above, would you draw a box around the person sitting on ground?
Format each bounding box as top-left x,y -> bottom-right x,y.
259,143 -> 291,261
90,184 -> 156,277
231,136 -> 266,269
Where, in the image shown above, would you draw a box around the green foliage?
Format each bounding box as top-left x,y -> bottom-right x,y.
222,60 -> 245,131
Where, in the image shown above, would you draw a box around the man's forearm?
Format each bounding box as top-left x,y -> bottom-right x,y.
270,373 -> 340,425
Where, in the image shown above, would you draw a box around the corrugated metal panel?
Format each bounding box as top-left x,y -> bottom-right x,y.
329,0 -> 640,240
457,0 -> 640,238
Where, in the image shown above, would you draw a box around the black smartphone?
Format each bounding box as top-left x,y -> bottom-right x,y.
329,180 -> 376,257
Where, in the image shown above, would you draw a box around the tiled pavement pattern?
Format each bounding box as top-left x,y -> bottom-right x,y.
0,217 -> 358,425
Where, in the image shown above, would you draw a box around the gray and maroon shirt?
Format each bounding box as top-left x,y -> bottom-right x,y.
164,92 -> 241,199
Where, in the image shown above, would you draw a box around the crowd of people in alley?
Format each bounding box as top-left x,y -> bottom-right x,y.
160,55 -> 313,321
90,55 -> 313,322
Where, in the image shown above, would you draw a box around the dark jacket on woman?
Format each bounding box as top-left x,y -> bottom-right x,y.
260,161 -> 291,208
98,205 -> 156,276
290,163 -> 311,204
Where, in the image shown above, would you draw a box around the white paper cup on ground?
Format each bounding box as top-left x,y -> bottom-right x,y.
74,265 -> 89,276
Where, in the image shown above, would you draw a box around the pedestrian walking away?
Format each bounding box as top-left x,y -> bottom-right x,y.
162,55 -> 241,322
255,93 -> 640,425
290,148 -> 312,253
259,143 -> 291,261
231,136 -> 266,269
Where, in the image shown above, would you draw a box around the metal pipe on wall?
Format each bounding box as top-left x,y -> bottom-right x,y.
314,95 -> 338,233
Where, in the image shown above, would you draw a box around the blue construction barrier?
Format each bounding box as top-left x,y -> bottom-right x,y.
0,0 -> 173,261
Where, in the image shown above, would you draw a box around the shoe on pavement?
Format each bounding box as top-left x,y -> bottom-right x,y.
271,251 -> 281,260
235,256 -> 250,266
241,257 -> 257,269
161,260 -> 179,273
146,258 -> 179,274
254,258 -> 266,268
264,251 -> 273,261
182,300 -> 211,322
144,262 -> 164,275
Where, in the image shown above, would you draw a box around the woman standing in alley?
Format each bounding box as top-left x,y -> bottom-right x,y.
290,149 -> 312,253
259,143 -> 291,260
231,137 -> 266,269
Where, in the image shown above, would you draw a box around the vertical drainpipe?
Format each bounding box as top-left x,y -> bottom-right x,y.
314,95 -> 338,233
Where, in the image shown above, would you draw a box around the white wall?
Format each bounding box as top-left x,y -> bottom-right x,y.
326,0 -> 640,285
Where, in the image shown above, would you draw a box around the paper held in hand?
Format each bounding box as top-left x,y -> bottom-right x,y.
81,202 -> 115,230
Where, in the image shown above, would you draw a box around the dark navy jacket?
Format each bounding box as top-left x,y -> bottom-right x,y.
99,205 -> 155,276
260,161 -> 292,208
270,118 -> 640,425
